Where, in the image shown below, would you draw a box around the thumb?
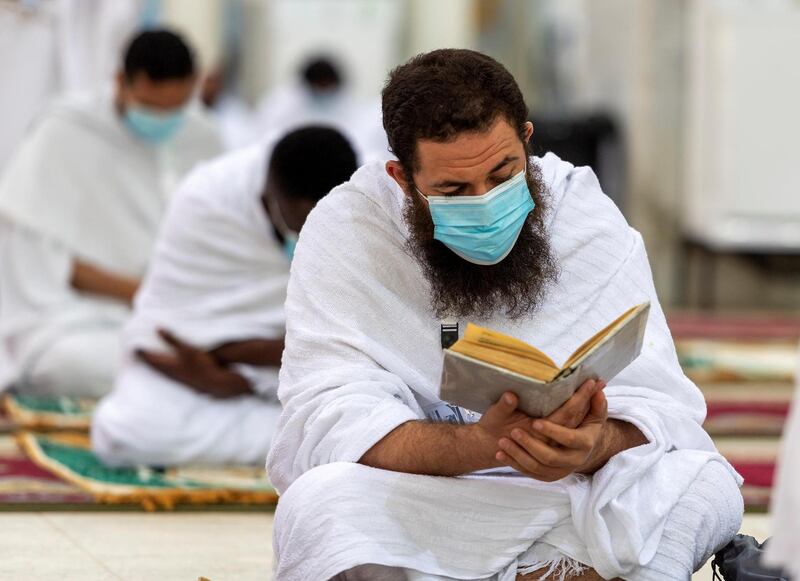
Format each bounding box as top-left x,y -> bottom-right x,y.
586,390 -> 608,422
486,392 -> 519,421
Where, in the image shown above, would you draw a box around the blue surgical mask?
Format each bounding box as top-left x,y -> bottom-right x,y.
124,105 -> 186,144
419,169 -> 535,265
282,233 -> 298,260
267,194 -> 300,261
310,88 -> 339,108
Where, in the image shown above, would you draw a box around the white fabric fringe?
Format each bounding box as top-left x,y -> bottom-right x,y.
518,557 -> 588,581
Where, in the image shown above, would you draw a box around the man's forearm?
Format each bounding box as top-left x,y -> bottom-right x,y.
359,420 -> 500,476
70,259 -> 139,305
212,338 -> 285,366
579,419 -> 648,474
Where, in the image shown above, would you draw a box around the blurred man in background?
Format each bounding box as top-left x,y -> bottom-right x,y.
92,127 -> 358,466
256,54 -> 388,163
0,28 -> 221,397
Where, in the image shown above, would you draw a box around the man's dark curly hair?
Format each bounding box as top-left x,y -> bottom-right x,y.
382,49 -> 529,175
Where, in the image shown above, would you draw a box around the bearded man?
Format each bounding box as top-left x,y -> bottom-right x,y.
267,49 -> 743,581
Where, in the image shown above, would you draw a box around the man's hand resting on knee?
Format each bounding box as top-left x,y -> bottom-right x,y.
137,329 -> 255,399
359,379 -> 647,479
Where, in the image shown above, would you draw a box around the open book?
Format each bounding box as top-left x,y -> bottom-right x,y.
439,302 -> 650,418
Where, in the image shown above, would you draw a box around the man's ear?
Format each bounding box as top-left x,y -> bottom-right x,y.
523,121 -> 534,143
385,160 -> 412,197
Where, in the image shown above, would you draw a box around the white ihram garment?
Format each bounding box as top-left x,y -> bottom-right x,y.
92,143 -> 286,466
267,155 -> 744,580
0,88 -> 221,395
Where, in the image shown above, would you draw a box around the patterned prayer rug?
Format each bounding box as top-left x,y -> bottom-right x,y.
676,338 -> 797,384
3,393 -> 95,431
701,382 -> 793,437
17,431 -> 278,511
713,436 -> 779,511
669,311 -> 799,511
0,432 -> 92,507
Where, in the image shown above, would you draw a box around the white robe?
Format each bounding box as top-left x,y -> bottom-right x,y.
765,348 -> 800,578
92,142 -> 286,466
0,88 -> 221,394
267,155 -> 744,580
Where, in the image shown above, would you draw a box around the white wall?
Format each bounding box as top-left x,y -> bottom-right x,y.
684,0 -> 800,251
407,0 -> 476,56
161,0 -> 223,70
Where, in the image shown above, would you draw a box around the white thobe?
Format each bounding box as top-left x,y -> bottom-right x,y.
267,155 -> 744,580
0,88 -> 221,395
92,142 -> 286,466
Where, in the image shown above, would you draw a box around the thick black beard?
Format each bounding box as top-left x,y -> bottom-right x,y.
403,165 -> 559,321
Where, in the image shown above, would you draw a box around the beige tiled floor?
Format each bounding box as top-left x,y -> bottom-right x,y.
0,512 -> 770,580
0,512 -> 274,581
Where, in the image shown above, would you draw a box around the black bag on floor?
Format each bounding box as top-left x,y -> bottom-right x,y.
712,535 -> 791,580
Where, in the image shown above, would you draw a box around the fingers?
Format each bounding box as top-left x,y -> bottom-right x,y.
509,429 -> 586,467
157,328 -> 198,357
136,349 -> 181,377
496,438 -> 567,482
530,393 -> 607,451
495,450 -> 528,474
585,389 -> 609,422
545,379 -> 599,429
530,420 -> 592,451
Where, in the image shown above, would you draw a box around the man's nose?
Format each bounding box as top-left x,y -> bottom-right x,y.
472,181 -> 494,197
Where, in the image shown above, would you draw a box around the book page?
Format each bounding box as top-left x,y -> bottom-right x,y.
562,303 -> 649,371
450,342 -> 560,382
450,323 -> 559,381
459,324 -> 557,365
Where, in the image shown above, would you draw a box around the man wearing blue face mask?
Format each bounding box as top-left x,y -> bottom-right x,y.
92,127 -> 357,467
268,50 -> 743,581
0,29 -> 221,398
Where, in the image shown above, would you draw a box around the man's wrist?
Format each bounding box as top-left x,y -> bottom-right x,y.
464,423 -> 504,471
578,419 -> 647,474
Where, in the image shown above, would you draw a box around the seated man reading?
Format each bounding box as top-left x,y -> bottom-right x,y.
92,127 -> 358,466
0,29 -> 221,397
267,50 -> 744,580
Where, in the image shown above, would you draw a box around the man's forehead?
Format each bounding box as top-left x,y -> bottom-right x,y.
415,118 -> 522,178
128,74 -> 195,108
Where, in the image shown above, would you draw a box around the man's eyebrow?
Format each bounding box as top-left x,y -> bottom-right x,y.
431,156 -> 520,189
488,155 -> 518,174
431,179 -> 469,189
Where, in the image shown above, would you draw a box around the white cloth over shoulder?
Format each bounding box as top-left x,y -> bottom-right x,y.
92,142 -> 288,466
268,155 -> 743,580
765,347 -> 800,578
0,88 -> 221,391
122,140 -> 287,358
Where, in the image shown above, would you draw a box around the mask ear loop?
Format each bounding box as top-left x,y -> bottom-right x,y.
413,183 -> 431,205
266,193 -> 297,239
